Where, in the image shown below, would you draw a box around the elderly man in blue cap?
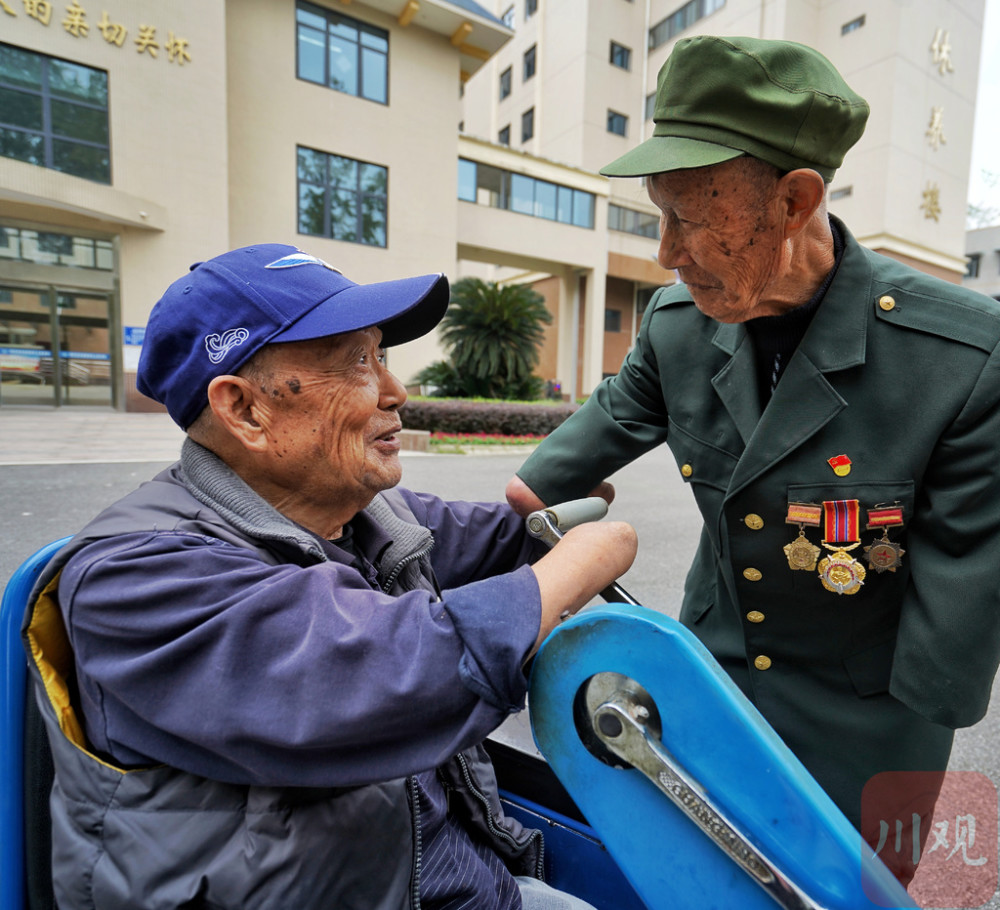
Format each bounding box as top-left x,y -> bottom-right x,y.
24,245 -> 636,908
508,36 -> 1000,884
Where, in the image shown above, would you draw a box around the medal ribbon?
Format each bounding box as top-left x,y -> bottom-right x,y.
866,506 -> 904,529
823,499 -> 860,544
786,502 -> 822,527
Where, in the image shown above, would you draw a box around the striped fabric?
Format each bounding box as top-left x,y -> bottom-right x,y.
415,770 -> 522,910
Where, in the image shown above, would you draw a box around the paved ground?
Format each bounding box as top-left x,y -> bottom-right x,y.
0,406 -> 187,466
2,405 -> 998,906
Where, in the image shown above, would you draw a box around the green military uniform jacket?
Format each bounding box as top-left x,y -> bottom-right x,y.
518,218 -> 1000,828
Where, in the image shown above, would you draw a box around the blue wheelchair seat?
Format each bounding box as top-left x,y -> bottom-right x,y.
1,538 -> 72,910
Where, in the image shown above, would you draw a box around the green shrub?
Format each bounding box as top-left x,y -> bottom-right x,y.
409,277 -> 552,400
401,398 -> 578,436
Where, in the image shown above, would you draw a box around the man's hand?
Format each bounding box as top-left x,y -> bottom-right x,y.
528,520 -> 637,655
505,475 -> 616,518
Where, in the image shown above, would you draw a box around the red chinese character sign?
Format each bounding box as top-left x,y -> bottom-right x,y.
863,771 -> 997,907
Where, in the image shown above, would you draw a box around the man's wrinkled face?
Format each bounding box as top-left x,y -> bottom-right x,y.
648,158 -> 788,322
247,327 -> 407,514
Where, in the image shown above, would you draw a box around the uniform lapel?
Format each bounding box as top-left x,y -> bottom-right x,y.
720,227 -> 873,500
710,323 -> 761,446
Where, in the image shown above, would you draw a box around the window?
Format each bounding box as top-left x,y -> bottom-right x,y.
296,1 -> 388,104
607,110 -> 628,136
498,125 -> 511,146
967,253 -> 982,279
501,5 -> 515,28
610,42 -> 632,70
525,0 -> 538,17
457,158 -> 595,229
829,185 -> 853,201
523,44 -> 536,81
0,42 -> 110,183
0,226 -> 113,268
521,107 -> 534,142
841,15 -> 865,35
608,204 -> 659,239
645,92 -> 657,121
297,146 -> 387,248
605,308 -> 622,332
499,66 -> 512,100
649,0 -> 725,49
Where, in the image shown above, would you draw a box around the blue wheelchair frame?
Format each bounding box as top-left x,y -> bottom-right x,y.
1,538 -> 71,910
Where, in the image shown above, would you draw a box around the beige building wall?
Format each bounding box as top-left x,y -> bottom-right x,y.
639,0 -> 983,277
1,0 -> 510,411
225,0 -> 469,388
0,0 -> 230,408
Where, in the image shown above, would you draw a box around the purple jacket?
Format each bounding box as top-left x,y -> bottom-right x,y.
58,447 -> 544,786
24,439 -> 547,908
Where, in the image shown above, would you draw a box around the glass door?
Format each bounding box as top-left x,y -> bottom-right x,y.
0,285 -> 112,408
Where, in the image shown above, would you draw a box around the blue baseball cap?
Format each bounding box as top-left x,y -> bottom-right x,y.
137,244 -> 450,429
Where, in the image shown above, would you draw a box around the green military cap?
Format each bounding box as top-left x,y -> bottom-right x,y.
601,35 -> 870,182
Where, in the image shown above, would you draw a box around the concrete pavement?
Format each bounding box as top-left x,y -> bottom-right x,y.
0,406 -> 437,466
0,407 -> 187,465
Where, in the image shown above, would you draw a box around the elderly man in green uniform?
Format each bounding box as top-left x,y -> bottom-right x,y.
506,35 -> 1000,883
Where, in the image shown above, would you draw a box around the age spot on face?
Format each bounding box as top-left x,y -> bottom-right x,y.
286,378 -> 301,394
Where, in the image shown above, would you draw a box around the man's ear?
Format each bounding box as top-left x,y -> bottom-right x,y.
205,375 -> 269,451
779,168 -> 827,236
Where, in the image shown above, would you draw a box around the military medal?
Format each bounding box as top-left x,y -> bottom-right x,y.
864,503 -> 906,573
783,502 -> 822,571
818,499 -> 866,594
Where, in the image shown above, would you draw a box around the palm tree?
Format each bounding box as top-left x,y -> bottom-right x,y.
415,278 -> 552,399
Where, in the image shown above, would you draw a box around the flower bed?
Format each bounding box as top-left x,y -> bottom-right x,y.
430,432 -> 545,448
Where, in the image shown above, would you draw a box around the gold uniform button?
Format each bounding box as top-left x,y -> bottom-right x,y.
743,568 -> 762,581
681,463 -> 693,478
878,295 -> 896,312
754,655 -> 772,671
746,611 -> 765,623
744,513 -> 764,530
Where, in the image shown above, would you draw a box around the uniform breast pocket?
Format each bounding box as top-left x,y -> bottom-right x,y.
786,480 -> 915,586
666,418 -> 740,494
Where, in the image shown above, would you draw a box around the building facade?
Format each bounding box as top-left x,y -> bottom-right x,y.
459,0 -> 987,395
964,224 -> 1000,301
0,0 -> 510,411
0,0 -> 988,415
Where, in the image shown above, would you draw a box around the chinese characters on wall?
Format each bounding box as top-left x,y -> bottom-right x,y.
920,27 -> 953,222
1,0 -> 192,65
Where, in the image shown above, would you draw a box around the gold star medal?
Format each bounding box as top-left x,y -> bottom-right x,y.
864,504 -> 906,573
818,499 -> 866,595
783,502 -> 822,571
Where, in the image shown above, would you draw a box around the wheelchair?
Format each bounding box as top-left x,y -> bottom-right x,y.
1,519 -> 914,909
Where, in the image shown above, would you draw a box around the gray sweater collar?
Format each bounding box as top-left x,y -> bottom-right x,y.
178,438 -> 432,573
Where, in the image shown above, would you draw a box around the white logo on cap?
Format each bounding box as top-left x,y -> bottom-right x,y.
265,251 -> 343,273
205,327 -> 250,364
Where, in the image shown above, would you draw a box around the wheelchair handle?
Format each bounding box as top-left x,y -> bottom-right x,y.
525,499 -> 641,606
